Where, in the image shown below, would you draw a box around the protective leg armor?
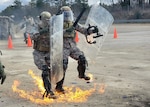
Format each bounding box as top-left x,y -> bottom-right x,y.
77,55 -> 90,80
55,59 -> 68,93
55,75 -> 65,93
41,65 -> 56,98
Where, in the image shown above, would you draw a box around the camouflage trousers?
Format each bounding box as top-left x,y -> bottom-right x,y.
33,38 -> 85,71
33,50 -> 50,70
63,38 -> 85,69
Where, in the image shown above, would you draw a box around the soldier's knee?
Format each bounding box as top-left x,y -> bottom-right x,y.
41,65 -> 49,77
78,55 -> 86,65
42,70 -> 49,78
63,59 -> 68,71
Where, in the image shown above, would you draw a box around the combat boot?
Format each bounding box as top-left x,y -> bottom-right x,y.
78,71 -> 90,80
55,77 -> 65,94
43,90 -> 57,99
77,55 -> 90,81
42,65 -> 57,99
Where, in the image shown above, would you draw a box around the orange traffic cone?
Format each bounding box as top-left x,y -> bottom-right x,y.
75,31 -> 79,42
8,35 -> 13,49
114,28 -> 118,39
27,34 -> 32,47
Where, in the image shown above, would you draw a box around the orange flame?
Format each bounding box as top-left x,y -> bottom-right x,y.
87,73 -> 94,82
99,84 -> 106,94
12,70 -> 98,104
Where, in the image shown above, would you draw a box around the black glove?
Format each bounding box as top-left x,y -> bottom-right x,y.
87,24 -> 99,35
92,26 -> 98,33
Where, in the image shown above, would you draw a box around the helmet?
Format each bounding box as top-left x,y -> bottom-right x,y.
40,11 -> 51,21
61,6 -> 71,11
60,6 -> 74,22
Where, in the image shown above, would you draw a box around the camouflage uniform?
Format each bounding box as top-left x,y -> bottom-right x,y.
25,16 -> 35,34
32,9 -> 97,97
56,6 -> 98,93
23,16 -> 35,43
33,50 -> 50,70
32,11 -> 56,99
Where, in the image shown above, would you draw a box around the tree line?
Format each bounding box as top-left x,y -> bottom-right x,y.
0,0 -> 150,22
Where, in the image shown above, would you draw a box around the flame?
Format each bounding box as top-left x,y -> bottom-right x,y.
28,70 -> 45,93
87,73 -> 94,82
12,70 -> 99,104
99,83 -> 106,94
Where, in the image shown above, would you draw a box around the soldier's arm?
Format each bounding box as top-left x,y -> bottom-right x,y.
75,23 -> 87,35
75,23 -> 98,36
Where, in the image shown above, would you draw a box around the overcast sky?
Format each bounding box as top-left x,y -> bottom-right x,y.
0,0 -> 30,12
0,0 -> 118,12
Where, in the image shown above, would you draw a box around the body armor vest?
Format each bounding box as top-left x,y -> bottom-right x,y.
63,21 -> 75,38
33,32 -> 50,52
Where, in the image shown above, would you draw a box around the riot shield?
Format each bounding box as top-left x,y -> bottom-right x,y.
78,4 -> 114,62
49,14 -> 64,84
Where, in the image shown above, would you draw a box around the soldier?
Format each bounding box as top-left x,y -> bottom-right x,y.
0,16 -> 14,40
32,8 -> 98,98
32,11 -> 56,99
23,16 -> 35,44
55,6 -> 98,93
0,51 -> 6,85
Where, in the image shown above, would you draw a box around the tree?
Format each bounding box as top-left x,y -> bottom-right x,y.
139,0 -> 143,7
36,0 -> 45,9
29,0 -> 36,8
13,0 -> 22,8
120,0 -> 130,10
75,0 -> 87,4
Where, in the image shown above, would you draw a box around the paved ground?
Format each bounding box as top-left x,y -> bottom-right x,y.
0,23 -> 150,107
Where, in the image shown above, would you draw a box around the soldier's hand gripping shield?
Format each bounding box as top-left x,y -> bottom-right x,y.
49,14 -> 64,84
85,4 -> 114,44
78,4 -> 114,61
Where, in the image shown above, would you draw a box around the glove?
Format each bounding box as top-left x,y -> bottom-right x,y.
66,26 -> 74,33
92,26 -> 98,33
87,25 -> 99,35
0,62 -> 6,85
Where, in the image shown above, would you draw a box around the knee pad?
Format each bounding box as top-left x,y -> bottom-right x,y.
41,65 -> 50,77
78,55 -> 86,65
63,59 -> 68,71
44,57 -> 50,66
77,55 -> 87,72
42,65 -> 49,71
42,70 -> 49,78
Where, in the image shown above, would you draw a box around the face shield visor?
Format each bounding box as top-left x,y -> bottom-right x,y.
63,10 -> 74,22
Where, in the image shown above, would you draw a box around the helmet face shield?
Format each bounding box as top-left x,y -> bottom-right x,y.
63,10 -> 74,21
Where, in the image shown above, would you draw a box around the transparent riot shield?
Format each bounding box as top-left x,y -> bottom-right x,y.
78,4 -> 114,62
49,14 -> 64,84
